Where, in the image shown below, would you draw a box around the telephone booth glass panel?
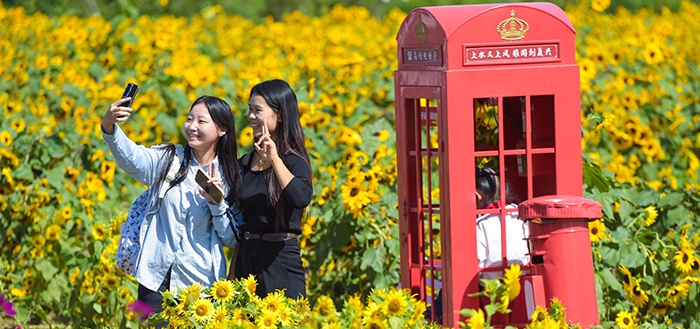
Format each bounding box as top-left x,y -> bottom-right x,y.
401,95 -> 444,317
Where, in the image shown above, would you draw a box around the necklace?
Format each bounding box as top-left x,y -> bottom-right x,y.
258,155 -> 266,168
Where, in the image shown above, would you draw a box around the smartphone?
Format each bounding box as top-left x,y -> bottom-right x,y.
119,82 -> 140,107
195,168 -> 224,205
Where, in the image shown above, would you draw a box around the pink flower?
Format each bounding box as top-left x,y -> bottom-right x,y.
127,300 -> 153,320
1,295 -> 17,317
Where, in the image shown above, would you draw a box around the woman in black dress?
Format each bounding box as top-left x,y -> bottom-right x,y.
228,79 -> 313,299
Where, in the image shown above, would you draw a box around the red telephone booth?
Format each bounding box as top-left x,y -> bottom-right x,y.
394,3 -> 597,328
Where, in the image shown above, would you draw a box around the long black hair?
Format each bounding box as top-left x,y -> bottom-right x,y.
250,79 -> 312,230
476,167 -> 499,209
156,96 -> 241,207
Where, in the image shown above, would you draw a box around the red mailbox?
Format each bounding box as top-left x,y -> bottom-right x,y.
394,2 -> 597,328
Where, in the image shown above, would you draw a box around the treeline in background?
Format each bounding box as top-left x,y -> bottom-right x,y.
4,0 -> 699,21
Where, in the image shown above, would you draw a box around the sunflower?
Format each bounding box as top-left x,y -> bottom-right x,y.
382,289 -> 408,317
230,308 -> 247,323
45,224 -> 62,241
618,265 -> 633,292
238,126 -> 255,147
260,290 -> 286,314
530,305 -> 548,324
628,280 -> 649,307
240,274 -> 258,298
648,301 -> 673,316
211,305 -> 228,323
361,302 -> 382,324
642,43 -> 665,65
591,0 -> 610,13
92,223 -> 107,241
588,220 -> 607,242
643,206 -> 658,227
10,118 -> 26,133
190,297 -> 214,324
615,311 -> 637,329
667,281 -> 690,304
692,259 -> 700,274
103,273 -> 119,288
408,300 -> 427,325
640,138 -> 664,161
340,180 -> 372,217
609,128 -> 634,151
211,279 -> 235,303
345,294 -> 364,313
100,161 -> 116,182
365,318 -> 387,329
502,263 -> 521,302
633,126 -> 652,145
324,321 -> 343,329
205,321 -> 227,329
314,295 -> 337,318
466,308 -> 485,329
548,298 -> 567,328
0,131 -> 12,147
255,309 -> 278,329
674,248 -> 696,273
184,282 -> 204,299
161,303 -> 183,323
578,57 -> 598,80
277,304 -> 293,328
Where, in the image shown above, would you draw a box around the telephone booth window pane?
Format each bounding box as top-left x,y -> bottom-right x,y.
504,155 -> 528,205
474,97 -> 499,150
503,96 -> 526,150
532,153 -> 556,197
423,211 -> 442,304
531,95 -> 555,147
475,156 -> 501,216
417,97 -> 441,314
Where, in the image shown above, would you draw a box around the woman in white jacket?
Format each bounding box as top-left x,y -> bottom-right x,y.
102,95 -> 242,324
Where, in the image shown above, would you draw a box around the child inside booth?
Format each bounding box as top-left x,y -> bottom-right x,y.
431,167 -> 530,324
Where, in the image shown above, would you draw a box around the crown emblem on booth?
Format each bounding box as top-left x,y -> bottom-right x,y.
414,15 -> 428,44
496,10 -> 529,41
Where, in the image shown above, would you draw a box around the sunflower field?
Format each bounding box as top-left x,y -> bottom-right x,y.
1,0 -> 700,327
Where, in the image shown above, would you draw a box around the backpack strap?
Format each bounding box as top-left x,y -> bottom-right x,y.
158,146 -> 182,199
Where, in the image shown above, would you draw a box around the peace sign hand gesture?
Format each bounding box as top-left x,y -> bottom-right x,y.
254,119 -> 279,166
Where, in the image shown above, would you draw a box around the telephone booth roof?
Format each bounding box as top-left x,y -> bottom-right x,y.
397,2 -> 577,70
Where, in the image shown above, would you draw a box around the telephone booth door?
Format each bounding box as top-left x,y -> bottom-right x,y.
395,85 -> 449,322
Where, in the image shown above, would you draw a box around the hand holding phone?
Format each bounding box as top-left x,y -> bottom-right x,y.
119,82 -> 140,107
195,167 -> 224,205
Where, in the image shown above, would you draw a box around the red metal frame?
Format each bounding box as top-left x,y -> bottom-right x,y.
395,3 -> 596,328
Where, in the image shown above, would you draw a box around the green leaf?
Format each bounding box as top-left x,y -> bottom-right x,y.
628,189 -> 657,206
330,220 -> 353,251
360,247 -> 382,271
618,241 -> 645,268
12,163 -> 35,181
36,258 -> 59,280
656,191 -> 684,207
583,163 -> 610,193
484,303 -> 500,316
666,206 -> 689,228
618,201 -> 635,226
388,316 -> 404,329
47,275 -> 68,303
595,269 -> 622,290
460,308 -> 475,317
